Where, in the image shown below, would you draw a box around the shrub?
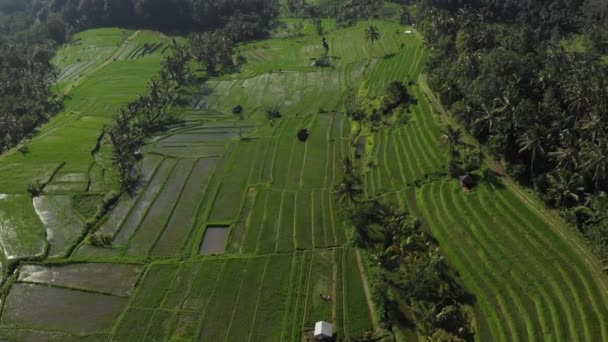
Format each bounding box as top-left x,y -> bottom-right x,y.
264,104 -> 282,119
297,128 -> 309,142
27,181 -> 43,197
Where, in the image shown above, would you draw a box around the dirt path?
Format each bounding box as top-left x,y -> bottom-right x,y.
62,30 -> 141,95
355,248 -> 379,330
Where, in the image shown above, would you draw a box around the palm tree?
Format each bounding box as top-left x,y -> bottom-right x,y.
546,170 -> 583,208
518,125 -> 546,179
472,104 -> 499,138
548,146 -> 579,172
581,141 -> 608,193
441,125 -> 462,157
364,25 -> 380,58
342,157 -> 354,176
334,175 -> 362,204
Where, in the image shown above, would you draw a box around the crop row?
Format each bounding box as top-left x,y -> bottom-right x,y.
417,180 -> 608,341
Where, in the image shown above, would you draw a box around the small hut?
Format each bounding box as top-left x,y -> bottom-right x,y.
314,321 -> 333,340
460,174 -> 475,191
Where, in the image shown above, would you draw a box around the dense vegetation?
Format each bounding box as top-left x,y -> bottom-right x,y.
1,1 -> 608,341
0,0 -> 278,155
416,0 -> 608,259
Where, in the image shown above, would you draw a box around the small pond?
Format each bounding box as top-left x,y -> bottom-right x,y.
199,226 -> 229,255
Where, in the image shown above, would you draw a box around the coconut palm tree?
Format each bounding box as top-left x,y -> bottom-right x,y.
364,25 -> 380,58
546,170 -> 583,208
581,141 -> 608,193
334,174 -> 362,204
518,125 -> 546,179
441,125 -> 462,158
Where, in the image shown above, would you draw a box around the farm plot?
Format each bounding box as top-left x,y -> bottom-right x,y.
204,71 -> 345,118
417,180 -> 608,341
52,28 -> 131,89
0,194 -> 46,261
1,283 -> 128,335
112,158 -> 176,246
18,263 -> 142,296
33,195 -> 84,258
0,329 -> 107,342
151,157 -> 218,257
109,249 -> 371,341
124,158 -> 196,257
208,138 -> 269,222
230,188 -> 344,253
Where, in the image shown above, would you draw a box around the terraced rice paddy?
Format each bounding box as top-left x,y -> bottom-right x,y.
0,17 -> 606,342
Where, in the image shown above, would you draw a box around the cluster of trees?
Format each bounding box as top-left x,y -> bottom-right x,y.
46,0 -> 279,35
0,0 -> 67,153
109,40 -> 190,192
415,0 -> 608,257
345,79 -> 413,128
335,158 -> 472,340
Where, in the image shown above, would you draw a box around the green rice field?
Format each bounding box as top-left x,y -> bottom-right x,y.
0,15 -> 606,342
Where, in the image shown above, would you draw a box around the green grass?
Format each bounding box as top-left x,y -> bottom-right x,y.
0,194 -> 46,261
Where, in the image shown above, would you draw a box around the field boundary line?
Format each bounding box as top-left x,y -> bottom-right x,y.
274,191 -> 285,252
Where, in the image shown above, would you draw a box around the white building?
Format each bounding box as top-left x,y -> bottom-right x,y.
314,321 -> 333,340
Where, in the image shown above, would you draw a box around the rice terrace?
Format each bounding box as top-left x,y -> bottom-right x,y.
1,0 -> 608,341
